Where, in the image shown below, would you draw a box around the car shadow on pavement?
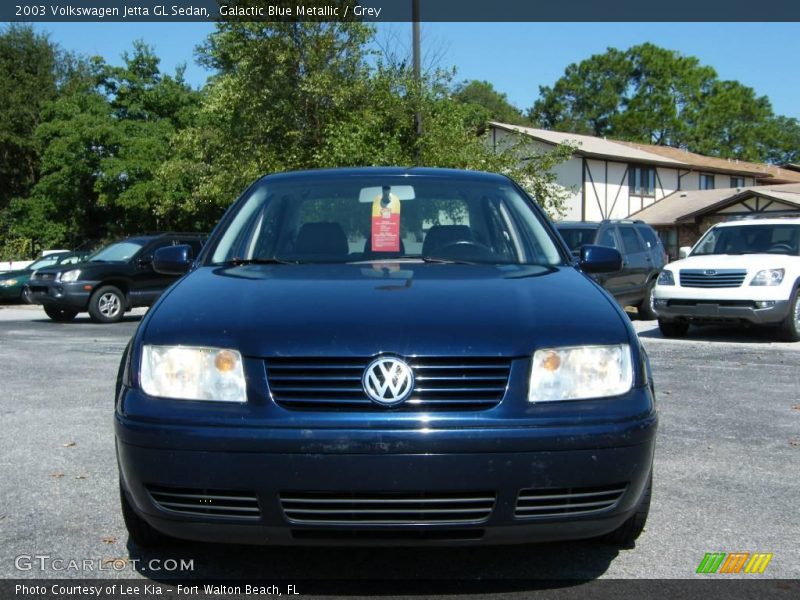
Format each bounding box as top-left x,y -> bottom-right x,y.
636,323 -> 787,345
30,314 -> 144,324
127,538 -> 620,591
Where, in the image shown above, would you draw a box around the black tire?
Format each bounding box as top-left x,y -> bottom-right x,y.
658,319 -> 689,338
602,473 -> 652,547
120,482 -> 174,548
44,305 -> 78,322
637,278 -> 658,321
778,288 -> 800,342
88,285 -> 125,323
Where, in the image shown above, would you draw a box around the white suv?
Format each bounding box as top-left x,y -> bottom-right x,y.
653,217 -> 800,341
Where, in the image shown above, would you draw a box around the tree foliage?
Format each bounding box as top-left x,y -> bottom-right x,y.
451,80 -> 528,129
2,31 -> 796,258
531,43 -> 800,164
159,22 -> 573,223
0,25 -> 59,210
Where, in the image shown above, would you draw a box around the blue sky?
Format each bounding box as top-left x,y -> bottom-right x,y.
33,21 -> 800,120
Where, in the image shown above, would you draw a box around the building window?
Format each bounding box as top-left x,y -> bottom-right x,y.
700,173 -> 715,190
629,166 -> 656,197
730,176 -> 745,188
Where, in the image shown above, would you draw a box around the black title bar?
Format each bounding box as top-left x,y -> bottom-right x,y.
3,0 -> 800,22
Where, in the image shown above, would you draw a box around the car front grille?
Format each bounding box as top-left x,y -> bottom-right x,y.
679,269 -> 746,288
279,491 -> 496,525
266,356 -> 511,410
147,486 -> 261,519
32,272 -> 55,281
514,484 -> 627,519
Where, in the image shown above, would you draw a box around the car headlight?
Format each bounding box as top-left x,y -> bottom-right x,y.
750,268 -> 784,286
140,345 -> 247,402
0,278 -> 18,287
529,344 -> 633,402
59,269 -> 81,283
656,270 -> 674,286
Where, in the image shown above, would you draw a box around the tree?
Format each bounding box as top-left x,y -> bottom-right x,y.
531,46 -> 631,138
95,42 -> 200,232
160,20 -> 375,217
0,25 -> 60,210
8,42 -> 202,249
452,80 -> 528,129
162,22 -> 574,221
20,71 -> 115,249
531,43 -> 794,163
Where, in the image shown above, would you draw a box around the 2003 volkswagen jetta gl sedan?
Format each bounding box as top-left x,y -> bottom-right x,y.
115,168 -> 657,548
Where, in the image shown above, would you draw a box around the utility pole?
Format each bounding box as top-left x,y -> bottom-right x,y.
412,0 -> 422,158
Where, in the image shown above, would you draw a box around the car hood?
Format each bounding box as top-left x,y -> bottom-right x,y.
0,268 -> 30,280
141,263 -> 630,357
664,254 -> 798,272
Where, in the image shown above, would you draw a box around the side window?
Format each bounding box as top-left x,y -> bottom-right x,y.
597,227 -> 619,250
635,224 -> 659,249
619,226 -> 645,254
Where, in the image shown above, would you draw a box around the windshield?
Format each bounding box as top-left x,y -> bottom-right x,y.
28,255 -> 63,270
87,241 -> 145,262
691,224 -> 800,256
556,227 -> 598,253
208,175 -> 564,266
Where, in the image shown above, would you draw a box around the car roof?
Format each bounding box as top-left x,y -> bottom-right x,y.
117,233 -> 205,245
258,167 -> 511,185
556,219 -> 652,228
555,222 -> 600,229
714,218 -> 800,228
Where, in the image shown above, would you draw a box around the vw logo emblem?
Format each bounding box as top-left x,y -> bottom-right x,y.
362,357 -> 415,406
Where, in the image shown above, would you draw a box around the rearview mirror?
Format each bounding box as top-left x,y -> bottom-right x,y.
153,245 -> 193,275
678,246 -> 692,259
579,245 -> 622,274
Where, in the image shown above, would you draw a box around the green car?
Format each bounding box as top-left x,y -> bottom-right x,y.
0,252 -> 87,302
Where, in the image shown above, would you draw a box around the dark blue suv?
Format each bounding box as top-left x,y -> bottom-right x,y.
115,168 -> 657,548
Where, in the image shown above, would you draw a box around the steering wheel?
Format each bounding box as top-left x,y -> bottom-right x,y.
767,243 -> 794,254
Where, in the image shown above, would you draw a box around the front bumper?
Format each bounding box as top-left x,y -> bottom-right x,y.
116,388 -> 657,546
25,280 -> 97,310
653,298 -> 790,325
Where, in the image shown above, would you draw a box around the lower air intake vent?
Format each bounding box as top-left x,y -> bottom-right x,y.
147,486 -> 260,519
291,529 -> 485,542
280,491 -> 495,525
515,484 -> 627,519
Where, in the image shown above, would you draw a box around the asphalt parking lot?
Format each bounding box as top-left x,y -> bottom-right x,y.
0,304 -> 798,585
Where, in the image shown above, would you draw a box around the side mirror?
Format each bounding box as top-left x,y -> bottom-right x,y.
153,245 -> 193,275
579,244 -> 622,274
678,246 -> 692,259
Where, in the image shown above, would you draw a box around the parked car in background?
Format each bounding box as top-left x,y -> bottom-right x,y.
26,233 -> 205,323
116,167 -> 656,549
556,220 -> 667,320
0,252 -> 87,303
653,217 -> 800,341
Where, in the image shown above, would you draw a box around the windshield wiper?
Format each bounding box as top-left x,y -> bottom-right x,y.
224,257 -> 299,266
419,255 -> 479,265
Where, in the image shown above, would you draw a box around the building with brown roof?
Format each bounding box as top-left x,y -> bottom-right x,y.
489,122 -> 800,257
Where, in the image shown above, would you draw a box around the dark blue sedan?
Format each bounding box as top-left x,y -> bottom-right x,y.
115,168 -> 656,548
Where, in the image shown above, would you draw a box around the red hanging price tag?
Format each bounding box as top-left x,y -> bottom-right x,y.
371,187 -> 402,252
